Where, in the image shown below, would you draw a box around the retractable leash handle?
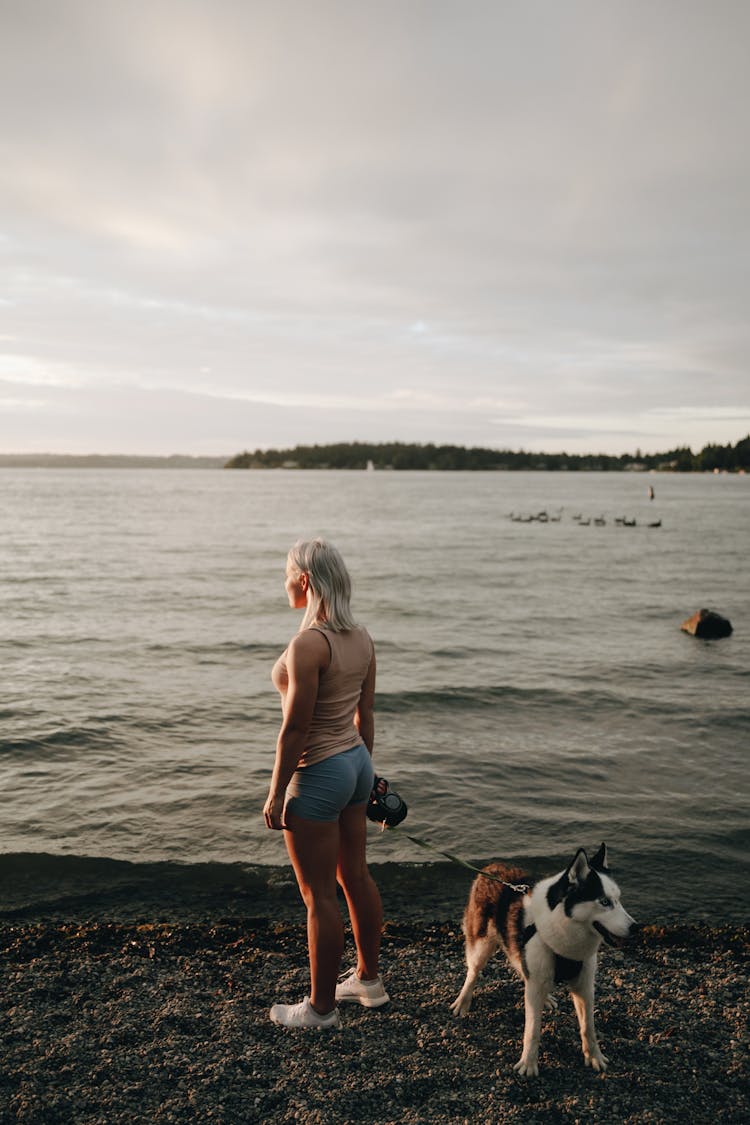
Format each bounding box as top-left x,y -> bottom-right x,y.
366,774 -> 408,828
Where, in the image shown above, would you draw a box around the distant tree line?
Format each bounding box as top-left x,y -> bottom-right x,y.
225,436 -> 750,472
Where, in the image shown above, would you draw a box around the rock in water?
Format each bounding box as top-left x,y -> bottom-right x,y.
680,608 -> 733,639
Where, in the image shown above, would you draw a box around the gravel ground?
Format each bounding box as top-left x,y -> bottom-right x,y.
1,916 -> 747,1124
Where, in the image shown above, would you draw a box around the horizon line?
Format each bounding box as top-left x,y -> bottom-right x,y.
1,433 -> 748,463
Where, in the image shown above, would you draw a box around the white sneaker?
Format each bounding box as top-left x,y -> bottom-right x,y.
269,996 -> 341,1029
335,969 -> 390,1008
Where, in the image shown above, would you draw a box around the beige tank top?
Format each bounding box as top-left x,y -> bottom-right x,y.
272,625 -> 374,768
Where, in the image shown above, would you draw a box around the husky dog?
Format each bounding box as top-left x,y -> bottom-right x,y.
450,844 -> 636,1077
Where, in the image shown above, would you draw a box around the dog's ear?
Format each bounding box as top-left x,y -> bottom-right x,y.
590,843 -> 610,873
566,848 -> 590,885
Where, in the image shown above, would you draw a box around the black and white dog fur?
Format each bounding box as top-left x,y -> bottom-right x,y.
450,844 -> 636,1077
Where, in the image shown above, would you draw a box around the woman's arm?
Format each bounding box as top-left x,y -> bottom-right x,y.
264,630 -> 329,830
354,650 -> 376,754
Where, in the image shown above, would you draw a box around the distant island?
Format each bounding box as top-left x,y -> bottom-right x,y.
226,436 -> 750,472
3,438 -> 747,472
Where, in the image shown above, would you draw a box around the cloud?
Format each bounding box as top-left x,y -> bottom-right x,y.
1,1 -> 749,454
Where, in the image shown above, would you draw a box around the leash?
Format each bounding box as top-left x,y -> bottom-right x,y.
369,778 -> 529,894
396,829 -> 530,894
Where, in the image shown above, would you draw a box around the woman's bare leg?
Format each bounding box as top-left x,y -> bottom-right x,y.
337,802 -> 382,979
283,813 -> 343,1014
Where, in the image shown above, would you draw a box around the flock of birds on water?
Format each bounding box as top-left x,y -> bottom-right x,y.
506,509 -> 662,528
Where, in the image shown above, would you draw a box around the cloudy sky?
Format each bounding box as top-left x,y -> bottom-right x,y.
2,0 -> 749,456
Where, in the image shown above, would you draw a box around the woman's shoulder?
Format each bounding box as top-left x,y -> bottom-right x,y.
345,624 -> 374,660
287,628 -> 332,665
357,624 -> 374,646
332,623 -> 373,644
288,627 -> 330,650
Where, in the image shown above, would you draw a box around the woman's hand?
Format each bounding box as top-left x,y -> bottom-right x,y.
263,791 -> 286,830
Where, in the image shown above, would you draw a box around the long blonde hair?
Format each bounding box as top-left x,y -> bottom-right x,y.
288,538 -> 357,632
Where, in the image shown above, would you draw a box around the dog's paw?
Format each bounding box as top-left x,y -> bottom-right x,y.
544,995 -> 558,1012
449,996 -> 471,1018
513,1056 -> 539,1078
585,1050 -> 609,1072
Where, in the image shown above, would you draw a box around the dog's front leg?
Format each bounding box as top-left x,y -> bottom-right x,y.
570,963 -> 608,1072
513,979 -> 547,1077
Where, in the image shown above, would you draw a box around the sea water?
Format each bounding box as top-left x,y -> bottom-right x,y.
1,468 -> 748,922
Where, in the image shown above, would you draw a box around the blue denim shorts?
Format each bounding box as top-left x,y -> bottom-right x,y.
285,744 -> 374,822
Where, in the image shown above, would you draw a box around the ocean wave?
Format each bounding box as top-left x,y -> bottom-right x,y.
0,704 -> 279,758
683,710 -> 750,732
145,641 -> 282,657
376,684 -> 750,727
0,723 -> 125,756
378,684 -> 631,714
2,635 -> 109,648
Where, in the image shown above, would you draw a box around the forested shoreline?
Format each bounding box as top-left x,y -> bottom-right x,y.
2,437 -> 747,472
226,435 -> 750,472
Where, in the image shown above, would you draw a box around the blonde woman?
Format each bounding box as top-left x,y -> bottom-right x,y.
264,538 -> 388,1028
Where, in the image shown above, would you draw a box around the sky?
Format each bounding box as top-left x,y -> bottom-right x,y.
2,0 -> 749,457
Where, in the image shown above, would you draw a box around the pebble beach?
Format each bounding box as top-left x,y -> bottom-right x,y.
1,866 -> 747,1124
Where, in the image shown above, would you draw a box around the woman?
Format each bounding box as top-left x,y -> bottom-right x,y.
264,538 -> 388,1028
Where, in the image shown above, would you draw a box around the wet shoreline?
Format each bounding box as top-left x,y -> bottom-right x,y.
2,852 -> 747,929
